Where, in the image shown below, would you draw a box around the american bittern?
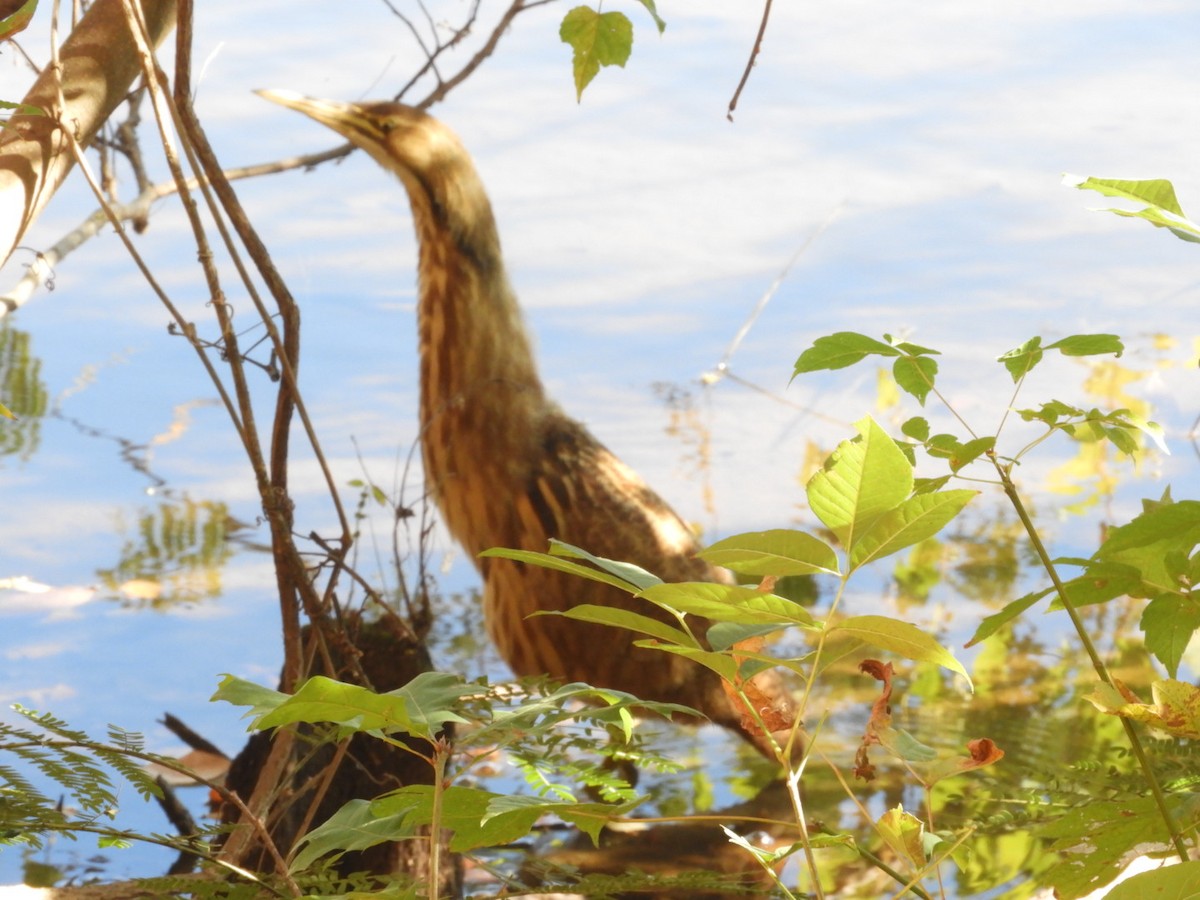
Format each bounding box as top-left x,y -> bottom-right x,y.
261,92 -> 796,758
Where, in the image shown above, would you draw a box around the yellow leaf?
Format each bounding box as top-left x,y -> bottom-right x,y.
1085,679 -> 1200,739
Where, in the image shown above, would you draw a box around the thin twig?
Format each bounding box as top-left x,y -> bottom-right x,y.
704,206 -> 840,382
728,0 -> 774,121
419,0 -> 558,109
992,453 -> 1189,861
0,146 -> 349,319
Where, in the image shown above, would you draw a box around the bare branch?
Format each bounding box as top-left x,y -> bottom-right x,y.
0,0 -> 178,267
0,145 -> 348,319
727,0 -> 773,121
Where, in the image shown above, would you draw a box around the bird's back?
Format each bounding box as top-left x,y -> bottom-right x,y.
477,408 -> 736,716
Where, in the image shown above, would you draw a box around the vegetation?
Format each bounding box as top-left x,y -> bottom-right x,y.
0,0 -> 1196,896
5,310 -> 1198,895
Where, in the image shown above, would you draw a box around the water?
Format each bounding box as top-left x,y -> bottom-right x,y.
1,0 -> 1198,893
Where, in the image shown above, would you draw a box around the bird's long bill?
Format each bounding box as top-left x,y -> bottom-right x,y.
255,89 -> 376,144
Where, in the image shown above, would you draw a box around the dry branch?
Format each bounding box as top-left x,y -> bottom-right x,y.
0,0 -> 177,269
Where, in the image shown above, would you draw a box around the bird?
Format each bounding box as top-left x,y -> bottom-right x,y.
259,91 -> 797,760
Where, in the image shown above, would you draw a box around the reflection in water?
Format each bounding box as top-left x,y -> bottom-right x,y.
0,323 -> 47,460
1,323 -> 1195,895
96,497 -> 238,608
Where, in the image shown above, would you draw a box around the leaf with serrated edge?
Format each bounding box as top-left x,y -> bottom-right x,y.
1141,596 -> 1200,679
806,416 -> 912,549
559,7 -> 633,100
792,332 -> 899,375
892,354 -> 937,405
1064,175 -> 1200,244
832,615 -> 971,687
254,673 -> 470,738
1065,175 -> 1185,214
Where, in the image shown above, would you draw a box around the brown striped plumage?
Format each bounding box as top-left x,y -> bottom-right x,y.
261,92 -> 795,758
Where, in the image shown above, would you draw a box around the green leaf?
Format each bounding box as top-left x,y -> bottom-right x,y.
292,785 -> 625,869
551,604 -> 699,646
892,354 -> 938,405
1065,174 -> 1200,244
1065,175 -> 1184,215
1016,399 -> 1082,427
997,336 -> 1044,381
211,675 -> 289,724
793,332 -> 899,376
484,793 -> 640,846
1119,410 -> 1170,456
247,673 -> 471,738
831,615 -> 971,686
925,434 -> 995,472
806,416 -> 912,550
1040,794 -> 1200,897
1104,861 -> 1200,900
1046,561 -> 1146,609
913,474 -> 951,494
637,582 -> 816,628
901,417 -> 930,442
560,7 -> 634,101
848,490 -> 977,572
705,621 -> 791,652
288,797 -> 396,870
479,547 -> 646,594
548,539 -> 664,590
876,806 -> 927,869
636,641 -> 739,683
0,101 -> 45,125
632,0 -> 666,34
1086,680 -> 1200,740
698,529 -> 840,577
1044,334 -> 1124,358
892,341 -> 940,357
1096,499 -> 1200,596
881,728 -> 939,764
474,681 -> 697,747
1141,595 -> 1200,679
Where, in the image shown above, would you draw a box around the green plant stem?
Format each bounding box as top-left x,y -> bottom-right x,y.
994,456 -> 1189,861
809,820 -> 933,900
784,763 -> 824,900
12,821 -> 288,896
428,741 -> 449,899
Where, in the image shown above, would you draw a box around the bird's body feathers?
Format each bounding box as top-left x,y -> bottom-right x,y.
261,93 -> 795,756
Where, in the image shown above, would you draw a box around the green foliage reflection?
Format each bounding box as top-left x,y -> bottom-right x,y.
0,323 -> 47,460
97,497 -> 235,607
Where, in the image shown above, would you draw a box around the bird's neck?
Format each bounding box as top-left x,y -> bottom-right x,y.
402,153 -> 549,530
404,160 -> 545,421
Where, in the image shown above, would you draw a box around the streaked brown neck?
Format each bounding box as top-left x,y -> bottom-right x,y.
395,131 -> 548,531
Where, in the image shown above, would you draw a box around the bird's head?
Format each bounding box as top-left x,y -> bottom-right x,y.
257,90 -> 468,194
